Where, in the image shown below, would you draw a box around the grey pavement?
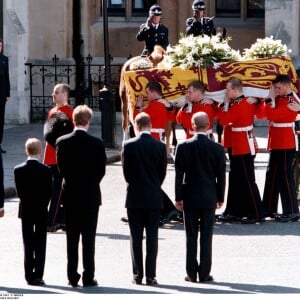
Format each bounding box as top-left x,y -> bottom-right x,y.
2,115 -> 268,197
1,114 -> 300,298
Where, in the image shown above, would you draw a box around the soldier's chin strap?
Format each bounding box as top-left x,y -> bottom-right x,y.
293,91 -> 300,104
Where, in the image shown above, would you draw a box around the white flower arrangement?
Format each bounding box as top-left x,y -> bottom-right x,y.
162,34 -> 241,69
242,36 -> 292,60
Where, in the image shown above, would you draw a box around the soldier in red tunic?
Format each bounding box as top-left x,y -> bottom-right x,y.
134,81 -> 170,142
218,77 -> 265,224
176,80 -> 218,140
261,74 -> 300,222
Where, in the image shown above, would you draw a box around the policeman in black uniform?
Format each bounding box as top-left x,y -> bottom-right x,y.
186,0 -> 216,37
136,4 -> 169,57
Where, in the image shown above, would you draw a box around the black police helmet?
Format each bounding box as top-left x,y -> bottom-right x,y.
149,4 -> 162,16
192,0 -> 206,10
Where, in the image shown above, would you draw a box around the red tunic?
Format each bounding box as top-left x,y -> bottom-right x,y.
43,105 -> 74,165
263,95 -> 298,150
134,100 -> 169,141
218,97 -> 258,155
176,101 -> 218,139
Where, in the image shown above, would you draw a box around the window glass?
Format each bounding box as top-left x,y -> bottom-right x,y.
132,0 -> 157,17
216,0 -> 240,18
247,0 -> 265,18
107,0 -> 125,16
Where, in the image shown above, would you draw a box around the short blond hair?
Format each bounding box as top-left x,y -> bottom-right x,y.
25,138 -> 42,156
73,104 -> 93,126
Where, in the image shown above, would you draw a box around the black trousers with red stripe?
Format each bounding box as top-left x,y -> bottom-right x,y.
225,153 -> 264,219
262,149 -> 299,215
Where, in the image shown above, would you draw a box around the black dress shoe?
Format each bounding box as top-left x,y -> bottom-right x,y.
83,279 -> 98,287
199,275 -> 214,283
0,146 -> 6,153
132,278 -> 142,285
218,214 -> 241,223
184,276 -> 197,283
68,281 -> 79,287
121,217 -> 128,223
146,278 -> 157,286
264,212 -> 278,219
47,223 -> 66,232
275,213 -> 299,223
28,278 -> 45,286
241,217 -> 265,224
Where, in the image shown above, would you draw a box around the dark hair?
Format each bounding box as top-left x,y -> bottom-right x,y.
146,81 -> 163,95
272,74 -> 291,85
187,80 -> 205,93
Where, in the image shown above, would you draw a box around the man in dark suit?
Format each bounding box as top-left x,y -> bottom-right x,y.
0,38 -> 11,153
175,111 -> 226,283
14,138 -> 53,285
56,104 -> 106,288
122,112 -> 167,286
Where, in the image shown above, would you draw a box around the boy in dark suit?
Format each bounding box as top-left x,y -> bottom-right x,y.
122,112 -> 167,286
14,138 -> 53,286
175,112 -> 226,283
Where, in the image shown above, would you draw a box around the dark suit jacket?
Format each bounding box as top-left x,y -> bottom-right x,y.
56,129 -> 106,212
175,134 -> 226,209
122,132 -> 167,208
14,159 -> 52,221
0,53 -> 10,99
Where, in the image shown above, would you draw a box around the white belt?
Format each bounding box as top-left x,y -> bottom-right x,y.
231,125 -> 256,155
271,122 -> 294,127
232,125 -> 253,132
151,128 -> 165,142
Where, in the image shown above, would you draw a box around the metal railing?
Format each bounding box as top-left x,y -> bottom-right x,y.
25,54 -> 122,122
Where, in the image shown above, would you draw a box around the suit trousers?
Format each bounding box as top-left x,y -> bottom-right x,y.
21,218 -> 47,282
127,208 -> 161,280
65,206 -> 99,283
263,149 -> 299,215
183,208 -> 215,281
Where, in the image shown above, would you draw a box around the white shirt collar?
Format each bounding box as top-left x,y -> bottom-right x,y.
74,127 -> 88,132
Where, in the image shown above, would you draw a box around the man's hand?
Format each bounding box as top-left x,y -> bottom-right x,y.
267,85 -> 276,99
288,102 -> 300,112
175,200 -> 184,212
0,209 -> 4,218
136,95 -> 144,107
146,16 -> 154,27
